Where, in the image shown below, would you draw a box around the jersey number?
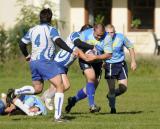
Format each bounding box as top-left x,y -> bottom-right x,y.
35,34 -> 40,47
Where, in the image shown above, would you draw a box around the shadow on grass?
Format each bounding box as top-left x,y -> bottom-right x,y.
98,111 -> 143,115
69,110 -> 143,115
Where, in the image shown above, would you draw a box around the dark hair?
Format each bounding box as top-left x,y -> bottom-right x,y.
80,24 -> 93,32
40,8 -> 52,24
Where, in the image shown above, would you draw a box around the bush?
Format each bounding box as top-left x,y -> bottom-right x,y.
0,25 -> 8,64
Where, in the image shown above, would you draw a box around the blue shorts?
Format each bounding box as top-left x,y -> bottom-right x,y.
79,59 -> 103,79
104,61 -> 128,80
29,60 -> 65,81
54,62 -> 68,74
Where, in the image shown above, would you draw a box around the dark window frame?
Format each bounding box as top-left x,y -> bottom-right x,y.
128,0 -> 155,32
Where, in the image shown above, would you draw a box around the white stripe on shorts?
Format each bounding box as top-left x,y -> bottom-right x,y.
122,67 -> 127,79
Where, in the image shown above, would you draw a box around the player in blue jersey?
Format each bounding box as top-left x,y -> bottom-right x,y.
105,24 -> 137,113
0,91 -> 46,116
6,8 -> 78,122
41,24 -> 99,110
65,24 -> 113,113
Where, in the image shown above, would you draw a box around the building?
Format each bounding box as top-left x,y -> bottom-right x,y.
0,0 -> 160,54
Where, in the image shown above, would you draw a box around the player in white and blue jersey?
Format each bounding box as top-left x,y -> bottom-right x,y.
105,24 -> 137,113
41,24 -> 98,110
6,8 -> 78,122
65,24 -> 113,113
0,91 -> 46,116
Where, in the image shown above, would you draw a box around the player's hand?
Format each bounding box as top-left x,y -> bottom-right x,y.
25,54 -> 31,61
85,54 -> 97,62
131,61 -> 137,71
72,49 -> 79,57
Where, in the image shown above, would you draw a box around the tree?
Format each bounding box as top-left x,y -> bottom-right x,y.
7,0 -> 58,57
0,25 -> 8,63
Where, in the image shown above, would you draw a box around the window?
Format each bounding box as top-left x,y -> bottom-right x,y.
128,0 -> 155,31
85,0 -> 112,25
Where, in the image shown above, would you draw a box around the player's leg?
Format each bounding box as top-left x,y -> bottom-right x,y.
13,98 -> 34,116
106,79 -> 116,113
41,84 -> 56,111
104,62 -> 117,113
116,79 -> 128,97
61,74 -> 70,91
42,73 -> 70,111
115,62 -> 128,96
49,74 -> 64,120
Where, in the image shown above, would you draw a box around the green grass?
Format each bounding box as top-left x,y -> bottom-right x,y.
0,56 -> 160,129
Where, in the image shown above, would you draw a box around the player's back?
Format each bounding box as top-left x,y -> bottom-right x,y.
22,24 -> 59,61
54,32 -> 79,68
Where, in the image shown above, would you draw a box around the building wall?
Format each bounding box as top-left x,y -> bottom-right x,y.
112,0 -> 157,54
59,0 -> 70,39
0,0 -> 19,29
112,0 -> 128,33
70,0 -> 85,32
155,0 -> 160,37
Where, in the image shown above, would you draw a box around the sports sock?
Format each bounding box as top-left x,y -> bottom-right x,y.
54,92 -> 64,119
115,84 -> 127,97
13,98 -> 34,116
75,88 -> 87,101
41,89 -> 56,100
108,93 -> 116,109
14,85 -> 35,95
86,82 -> 95,107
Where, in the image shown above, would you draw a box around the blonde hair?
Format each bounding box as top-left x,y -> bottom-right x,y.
105,24 -> 115,32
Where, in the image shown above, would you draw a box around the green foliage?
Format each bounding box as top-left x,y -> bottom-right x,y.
1,0 -> 59,59
0,25 -> 8,63
131,18 -> 141,28
94,14 -> 105,24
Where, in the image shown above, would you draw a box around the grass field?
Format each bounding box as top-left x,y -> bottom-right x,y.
0,56 -> 160,129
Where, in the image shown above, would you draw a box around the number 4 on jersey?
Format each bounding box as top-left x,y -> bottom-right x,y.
35,34 -> 40,47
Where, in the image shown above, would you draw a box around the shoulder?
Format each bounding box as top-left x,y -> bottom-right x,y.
115,33 -> 125,38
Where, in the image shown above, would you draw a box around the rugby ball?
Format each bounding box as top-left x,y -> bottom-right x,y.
85,49 -> 97,55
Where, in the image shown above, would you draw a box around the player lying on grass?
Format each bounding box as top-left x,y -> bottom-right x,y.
0,90 -> 47,116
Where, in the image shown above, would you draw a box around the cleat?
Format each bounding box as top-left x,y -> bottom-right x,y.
6,88 -> 16,106
110,108 -> 116,114
54,117 -> 68,123
89,105 -> 101,113
65,97 -> 76,113
44,98 -> 54,110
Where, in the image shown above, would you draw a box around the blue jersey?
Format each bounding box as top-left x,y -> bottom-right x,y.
106,33 -> 134,63
20,95 -> 47,115
54,32 -> 79,68
80,28 -> 112,54
21,24 -> 60,61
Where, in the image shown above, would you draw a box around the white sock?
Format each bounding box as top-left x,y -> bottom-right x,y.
13,98 -> 34,116
54,93 -> 64,119
41,89 -> 55,101
14,85 -> 35,95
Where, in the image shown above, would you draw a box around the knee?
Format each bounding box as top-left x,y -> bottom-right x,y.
34,86 -> 43,94
119,84 -> 127,93
64,84 -> 70,92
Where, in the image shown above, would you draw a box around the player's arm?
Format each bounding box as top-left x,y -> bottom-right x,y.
4,104 -> 16,113
77,49 -> 96,62
19,29 -> 32,61
128,48 -> 136,71
19,41 -> 31,61
93,53 -> 112,60
55,38 -> 73,53
123,36 -> 136,71
74,39 -> 94,51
